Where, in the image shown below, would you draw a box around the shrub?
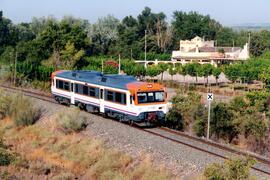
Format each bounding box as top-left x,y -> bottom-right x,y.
0,148 -> 14,166
165,108 -> 184,130
193,119 -> 206,137
0,90 -> 13,119
56,108 -> 87,133
204,157 -> 256,180
10,94 -> 41,127
0,92 -> 41,126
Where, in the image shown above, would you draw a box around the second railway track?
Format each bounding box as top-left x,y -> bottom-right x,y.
1,84 -> 270,177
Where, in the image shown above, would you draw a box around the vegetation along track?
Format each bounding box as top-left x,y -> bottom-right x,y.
1,84 -> 270,176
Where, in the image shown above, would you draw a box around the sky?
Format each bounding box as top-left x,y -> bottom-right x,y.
1,0 -> 269,26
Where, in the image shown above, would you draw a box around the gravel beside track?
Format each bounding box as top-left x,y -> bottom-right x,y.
1,85 -> 270,179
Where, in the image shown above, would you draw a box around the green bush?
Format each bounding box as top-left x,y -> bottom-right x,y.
165,108 -> 184,130
0,148 -> 14,166
56,108 -> 87,133
10,94 -> 41,127
204,157 -> 256,180
193,119 -> 206,137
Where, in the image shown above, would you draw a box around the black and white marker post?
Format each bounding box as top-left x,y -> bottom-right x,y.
207,93 -> 213,140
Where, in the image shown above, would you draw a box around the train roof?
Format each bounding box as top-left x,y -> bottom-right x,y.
54,70 -> 138,90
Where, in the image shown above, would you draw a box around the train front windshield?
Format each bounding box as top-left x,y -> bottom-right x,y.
137,91 -> 165,104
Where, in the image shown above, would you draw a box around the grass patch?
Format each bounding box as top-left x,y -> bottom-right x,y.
55,108 -> 87,133
0,90 -> 41,126
0,118 -> 172,179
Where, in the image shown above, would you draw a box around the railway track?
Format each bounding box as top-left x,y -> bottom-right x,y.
1,84 -> 270,176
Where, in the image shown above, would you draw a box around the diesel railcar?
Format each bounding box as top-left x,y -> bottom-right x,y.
51,70 -> 169,124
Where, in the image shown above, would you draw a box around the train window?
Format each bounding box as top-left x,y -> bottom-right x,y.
106,91 -> 114,101
56,80 -> 64,89
115,92 -> 122,103
137,91 -> 165,104
83,85 -> 88,95
89,87 -> 96,97
137,93 -> 147,103
147,92 -> 155,102
155,92 -> 164,102
75,84 -> 79,93
63,82 -> 70,91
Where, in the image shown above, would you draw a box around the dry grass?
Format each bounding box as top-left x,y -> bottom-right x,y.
0,91 -> 41,126
0,118 -> 172,179
55,108 -> 87,133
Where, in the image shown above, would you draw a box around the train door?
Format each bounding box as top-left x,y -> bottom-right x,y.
70,82 -> 75,104
99,88 -> 105,113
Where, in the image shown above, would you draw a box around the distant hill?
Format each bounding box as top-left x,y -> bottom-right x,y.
231,23 -> 270,31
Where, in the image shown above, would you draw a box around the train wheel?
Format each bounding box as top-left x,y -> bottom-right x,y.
129,120 -> 134,126
78,103 -> 85,110
102,112 -> 108,118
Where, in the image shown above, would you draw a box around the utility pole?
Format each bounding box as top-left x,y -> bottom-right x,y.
144,30 -> 147,61
248,33 -> 251,46
118,54 -> 121,75
248,33 -> 251,57
14,49 -> 17,85
101,59 -> 104,74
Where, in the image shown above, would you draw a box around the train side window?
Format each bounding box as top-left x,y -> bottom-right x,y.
115,92 -> 122,103
122,94 -> 126,105
63,82 -> 70,91
89,87 -> 96,97
83,85 -> 88,95
58,80 -> 63,89
75,84 -> 78,93
106,91 -> 114,101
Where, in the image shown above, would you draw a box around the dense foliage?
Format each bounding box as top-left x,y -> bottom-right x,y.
204,157 -> 256,180
168,90 -> 270,154
1,8 -> 270,85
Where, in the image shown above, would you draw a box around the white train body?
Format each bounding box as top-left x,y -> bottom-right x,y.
51,70 -> 169,124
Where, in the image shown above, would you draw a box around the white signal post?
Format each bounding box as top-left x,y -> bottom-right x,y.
207,93 -> 213,140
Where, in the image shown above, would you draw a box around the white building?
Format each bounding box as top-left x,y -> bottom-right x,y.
172,36 -> 249,66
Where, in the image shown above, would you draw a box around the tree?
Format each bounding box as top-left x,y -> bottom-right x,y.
211,102 -> 238,142
146,65 -> 161,80
250,32 -> 267,57
88,15 -> 120,55
197,64 -> 213,85
157,63 -> 169,82
171,11 -> 222,48
216,27 -> 236,46
171,90 -> 202,129
0,11 -> 18,54
212,67 -> 221,86
60,41 -> 85,69
168,66 -> 177,80
183,63 -> 200,83
259,66 -> 270,86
